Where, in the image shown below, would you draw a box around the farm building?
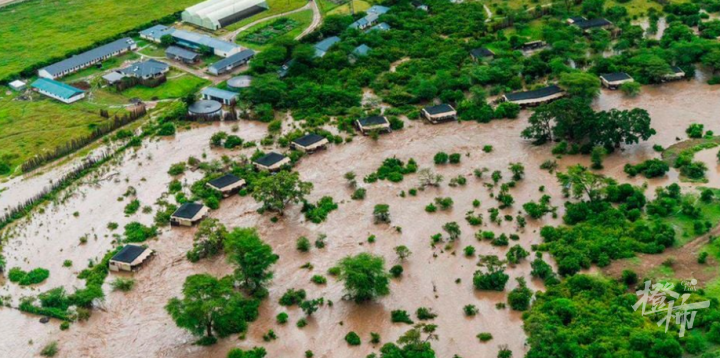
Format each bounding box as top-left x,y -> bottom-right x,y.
38,38 -> 137,79
502,85 -> 565,107
182,0 -> 270,30
664,66 -> 686,81
9,80 -> 26,91
171,202 -> 209,226
573,18 -> 613,31
356,116 -> 391,135
566,16 -> 586,24
109,245 -> 154,272
291,134 -> 329,153
254,152 -> 290,171
139,25 -> 176,43
201,87 -> 238,105
349,5 -> 390,30
208,49 -> 255,75
314,36 -> 341,58
31,78 -> 85,104
369,23 -> 390,32
422,104 -> 457,124
171,29 -> 243,57
470,47 -> 494,61
600,72 -> 633,89
227,75 -> 253,89
102,72 -> 124,84
522,40 -> 546,52
353,44 -> 372,57
120,60 -> 170,80
188,100 -> 223,119
166,46 -> 200,64
207,174 -> 245,197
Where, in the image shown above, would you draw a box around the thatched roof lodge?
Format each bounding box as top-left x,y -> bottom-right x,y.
291,134 -> 329,153
254,152 -> 291,171
422,104 -> 457,124
502,85 -> 565,107
600,72 -> 633,89
522,40 -> 547,52
171,202 -> 209,227
109,245 -> 154,272
356,116 -> 391,135
470,47 -> 494,61
663,66 -> 686,81
207,174 -> 245,197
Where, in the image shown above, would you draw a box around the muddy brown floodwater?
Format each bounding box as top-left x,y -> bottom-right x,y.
1,74 -> 720,358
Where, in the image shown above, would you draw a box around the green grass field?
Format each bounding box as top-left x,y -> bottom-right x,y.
325,0 -> 371,15
0,92 -> 124,173
120,71 -> 210,100
237,10 -> 314,50
0,0 -> 199,81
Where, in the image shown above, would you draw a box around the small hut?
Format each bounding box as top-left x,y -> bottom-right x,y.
421,104 -> 457,124
171,202 -> 209,226
254,152 -> 291,171
356,116 -> 391,135
470,48 -> 494,61
206,174 -> 245,197
663,66 -> 686,82
522,40 -> 547,52
109,245 -> 154,272
291,134 -> 329,153
600,73 -> 633,89
502,85 -> 565,108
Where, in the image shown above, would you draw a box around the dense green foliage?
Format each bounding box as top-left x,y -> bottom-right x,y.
224,228 -> 279,297
338,253 -> 390,303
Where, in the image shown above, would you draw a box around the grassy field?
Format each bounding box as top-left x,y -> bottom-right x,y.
237,10 -> 314,50
324,0 -> 371,15
0,0 -> 199,80
120,71 -> 210,100
222,0 -> 308,32
0,92 -> 124,173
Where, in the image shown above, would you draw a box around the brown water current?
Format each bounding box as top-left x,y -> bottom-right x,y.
1,75 -> 720,357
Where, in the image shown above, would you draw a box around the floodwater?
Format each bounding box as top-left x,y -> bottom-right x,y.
1,74 -> 720,357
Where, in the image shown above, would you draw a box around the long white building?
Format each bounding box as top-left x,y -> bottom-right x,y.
182,0 -> 269,30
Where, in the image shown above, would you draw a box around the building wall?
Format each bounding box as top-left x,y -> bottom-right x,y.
36,88 -> 85,104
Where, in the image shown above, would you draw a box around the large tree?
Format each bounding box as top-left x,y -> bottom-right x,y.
379,324 -> 438,358
556,165 -> 614,202
252,171 -> 313,214
165,274 -> 259,344
224,228 -> 278,297
591,108 -> 655,149
338,253 -> 390,303
559,72 -> 601,101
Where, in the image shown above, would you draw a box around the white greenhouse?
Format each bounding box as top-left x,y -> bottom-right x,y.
182,0 -> 270,30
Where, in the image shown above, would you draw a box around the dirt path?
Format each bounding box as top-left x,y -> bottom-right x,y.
224,2 -> 314,42
296,0 -> 323,40
483,4 -> 492,22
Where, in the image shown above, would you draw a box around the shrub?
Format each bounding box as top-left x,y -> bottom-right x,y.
157,122 -> 176,136
351,188 -> 366,200
686,123 -> 704,138
390,265 -> 404,277
434,152 -> 449,164
449,153 -> 461,164
463,304 -> 479,316
276,312 -> 289,324
425,203 -> 437,213
416,307 -> 437,320
623,159 -> 669,178
296,237 -> 311,252
507,278 -> 533,311
302,196 -> 338,223
8,267 -> 50,285
477,333 -> 493,342
111,278 -> 136,292
391,310 -> 414,324
483,145 -> 493,153
124,199 -> 140,215
464,246 -> 476,256
40,341 -> 59,357
167,162 -> 186,176
473,268 -> 509,291
279,288 -> 306,306
619,81 -> 641,97
345,332 -> 361,346
373,204 -> 391,224
621,269 -> 638,285
123,222 -> 158,243
311,275 -> 327,284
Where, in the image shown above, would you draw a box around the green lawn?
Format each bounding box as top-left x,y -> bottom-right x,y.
0,0 -> 199,81
237,10 -> 314,50
326,0 -> 370,15
0,91 -> 125,173
659,188 -> 720,247
222,0 -> 309,32
120,71 -> 210,101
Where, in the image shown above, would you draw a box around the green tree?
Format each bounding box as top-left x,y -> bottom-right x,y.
252,171 -> 313,214
227,347 -> 267,358
224,228 -> 278,296
557,165 -> 614,202
507,277 -> 533,311
166,274 -> 259,344
379,324 -> 437,357
559,72 -> 601,101
338,253 -> 390,303
187,218 -> 228,262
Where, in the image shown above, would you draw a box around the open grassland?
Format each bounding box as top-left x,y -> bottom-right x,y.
0,0 -> 199,80
0,92 -> 125,172
325,0 -> 371,15
222,0 -> 308,32
120,71 -> 210,101
237,10 -> 314,50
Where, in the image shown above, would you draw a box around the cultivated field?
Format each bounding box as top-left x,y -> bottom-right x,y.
0,0 -> 199,80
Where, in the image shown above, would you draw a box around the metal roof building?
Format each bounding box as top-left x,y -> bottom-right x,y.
172,29 -> 243,57
314,36 -> 341,58
353,44 -> 372,57
120,60 -> 170,79
182,0 -> 270,30
208,49 -> 255,75
201,87 -> 238,105
166,46 -> 200,63
139,25 -> 176,43
38,38 -> 137,79
31,78 -> 85,104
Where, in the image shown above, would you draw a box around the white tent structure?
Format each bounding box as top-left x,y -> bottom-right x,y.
182,0 -> 269,30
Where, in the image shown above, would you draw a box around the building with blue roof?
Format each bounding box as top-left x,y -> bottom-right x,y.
369,22 -> 391,32
201,87 -> 239,105
314,36 -> 341,58
353,44 -> 372,57
38,38 -> 137,79
208,49 -> 256,75
31,78 -> 85,104
349,5 -> 390,30
139,25 -> 176,43
171,29 -> 243,58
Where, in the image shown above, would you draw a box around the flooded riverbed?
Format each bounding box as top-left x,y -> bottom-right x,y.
1,75 -> 720,357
